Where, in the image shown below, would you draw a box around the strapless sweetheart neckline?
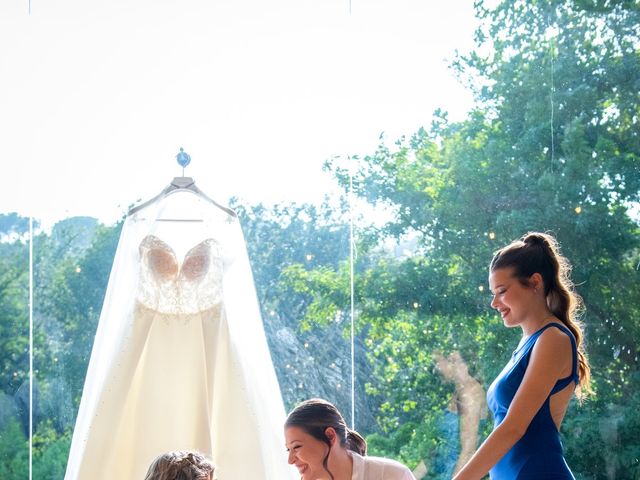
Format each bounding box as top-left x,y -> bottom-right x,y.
140,235 -> 217,283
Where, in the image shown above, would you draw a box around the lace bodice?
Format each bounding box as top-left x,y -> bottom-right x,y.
136,235 -> 224,314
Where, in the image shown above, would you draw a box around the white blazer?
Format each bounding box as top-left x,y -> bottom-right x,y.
351,452 -> 416,480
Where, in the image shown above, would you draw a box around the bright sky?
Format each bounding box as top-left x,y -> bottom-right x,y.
1,0 -> 477,226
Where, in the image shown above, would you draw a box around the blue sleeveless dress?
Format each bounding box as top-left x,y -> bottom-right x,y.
486,323 -> 578,479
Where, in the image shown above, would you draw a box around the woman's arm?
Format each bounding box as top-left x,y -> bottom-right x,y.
452,328 -> 572,480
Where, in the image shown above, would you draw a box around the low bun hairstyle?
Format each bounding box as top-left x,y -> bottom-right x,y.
490,232 -> 592,399
285,399 -> 367,480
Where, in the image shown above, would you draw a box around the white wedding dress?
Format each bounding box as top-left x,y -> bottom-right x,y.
65,191 -> 295,480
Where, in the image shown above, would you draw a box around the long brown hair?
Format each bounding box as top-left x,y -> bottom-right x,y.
144,451 -> 215,480
490,232 -> 592,399
285,398 -> 367,480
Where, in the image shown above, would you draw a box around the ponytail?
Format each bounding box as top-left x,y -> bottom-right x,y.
346,428 -> 367,456
491,232 -> 593,399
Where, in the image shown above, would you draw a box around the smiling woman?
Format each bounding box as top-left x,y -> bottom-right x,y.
284,398 -> 416,480
453,232 -> 592,480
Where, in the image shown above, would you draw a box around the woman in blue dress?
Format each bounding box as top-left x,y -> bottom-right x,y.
453,232 -> 592,480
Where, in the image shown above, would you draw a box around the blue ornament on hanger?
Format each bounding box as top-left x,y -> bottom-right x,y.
176,147 -> 191,168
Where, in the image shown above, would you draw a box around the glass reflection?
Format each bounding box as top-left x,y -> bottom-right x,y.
0,215 -> 31,478
0,0 -> 636,478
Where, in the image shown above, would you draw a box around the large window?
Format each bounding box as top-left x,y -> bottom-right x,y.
1,1 -> 638,479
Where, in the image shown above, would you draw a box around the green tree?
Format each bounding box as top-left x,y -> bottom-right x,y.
315,0 -> 640,476
0,218 -> 30,479
0,239 -> 29,395
0,420 -> 29,479
233,200 -> 381,427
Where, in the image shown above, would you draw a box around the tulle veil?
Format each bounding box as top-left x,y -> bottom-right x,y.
64,187 -> 296,479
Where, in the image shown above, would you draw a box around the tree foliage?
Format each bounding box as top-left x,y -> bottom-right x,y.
316,0 -> 640,476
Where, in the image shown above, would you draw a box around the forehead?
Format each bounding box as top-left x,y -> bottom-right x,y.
284,425 -> 313,444
488,267 -> 515,288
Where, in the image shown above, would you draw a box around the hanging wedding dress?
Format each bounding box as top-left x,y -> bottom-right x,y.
65,185 -> 296,480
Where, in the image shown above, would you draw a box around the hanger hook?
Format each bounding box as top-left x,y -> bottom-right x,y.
176,147 -> 191,176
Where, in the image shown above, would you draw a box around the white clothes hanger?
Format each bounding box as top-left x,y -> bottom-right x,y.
127,176 -> 237,220
127,149 -> 237,220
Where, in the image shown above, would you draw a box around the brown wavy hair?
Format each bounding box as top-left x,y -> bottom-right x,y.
490,231 -> 592,399
285,398 -> 367,480
144,451 -> 215,480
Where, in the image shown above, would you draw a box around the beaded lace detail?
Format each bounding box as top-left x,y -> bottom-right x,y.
137,235 -> 224,315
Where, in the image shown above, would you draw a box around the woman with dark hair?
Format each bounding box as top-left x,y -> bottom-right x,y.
454,232 -> 592,480
284,398 -> 415,480
144,451 -> 215,480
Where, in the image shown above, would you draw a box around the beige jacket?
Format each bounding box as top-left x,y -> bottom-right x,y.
351,452 -> 416,480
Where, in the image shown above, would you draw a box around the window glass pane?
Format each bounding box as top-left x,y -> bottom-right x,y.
1,1 -> 638,479
32,217 -> 116,478
337,3 -> 640,479
0,216 -> 30,478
